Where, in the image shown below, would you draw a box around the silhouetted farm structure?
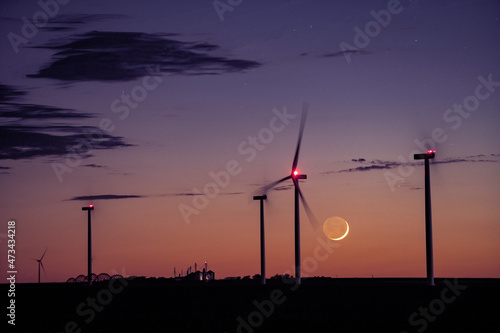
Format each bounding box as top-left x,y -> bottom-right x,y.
66,273 -> 124,284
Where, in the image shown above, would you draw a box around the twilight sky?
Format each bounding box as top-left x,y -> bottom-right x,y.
1,0 -> 499,283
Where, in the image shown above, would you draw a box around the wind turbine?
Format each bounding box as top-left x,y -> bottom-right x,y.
82,204 -> 94,286
414,150 -> 436,286
256,102 -> 317,285
34,248 -> 47,283
253,194 -> 267,285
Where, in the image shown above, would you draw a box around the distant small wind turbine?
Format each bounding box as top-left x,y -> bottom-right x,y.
256,102 -> 317,285
34,248 -> 47,283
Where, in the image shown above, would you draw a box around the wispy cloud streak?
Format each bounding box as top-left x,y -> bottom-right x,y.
325,154 -> 500,174
67,191 -> 243,202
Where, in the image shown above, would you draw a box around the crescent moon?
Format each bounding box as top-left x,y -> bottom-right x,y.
331,220 -> 349,241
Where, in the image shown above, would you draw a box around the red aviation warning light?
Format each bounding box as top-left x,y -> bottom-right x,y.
414,150 -> 436,160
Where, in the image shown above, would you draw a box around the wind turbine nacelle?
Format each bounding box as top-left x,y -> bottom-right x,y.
414,151 -> 435,160
82,205 -> 94,211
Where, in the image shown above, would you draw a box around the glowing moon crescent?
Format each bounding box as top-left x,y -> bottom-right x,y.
323,217 -> 349,241
331,221 -> 349,240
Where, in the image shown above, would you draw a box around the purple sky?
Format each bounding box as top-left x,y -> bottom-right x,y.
1,0 -> 499,282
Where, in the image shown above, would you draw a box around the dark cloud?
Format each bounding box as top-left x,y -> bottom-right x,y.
173,193 -> 204,197
83,164 -> 106,168
433,157 -> 498,165
41,26 -> 75,32
338,164 -> 396,173
0,103 -> 93,120
69,194 -> 143,201
37,14 -> 130,32
68,191 -> 243,202
0,84 -> 131,160
0,125 -> 130,160
27,31 -> 261,82
172,191 -> 243,196
1,84 -> 91,120
323,49 -> 371,58
329,154 -> 500,174
49,14 -> 129,25
0,84 -> 25,103
330,159 -> 399,174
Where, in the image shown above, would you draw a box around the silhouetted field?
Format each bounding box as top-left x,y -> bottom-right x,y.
3,278 -> 498,333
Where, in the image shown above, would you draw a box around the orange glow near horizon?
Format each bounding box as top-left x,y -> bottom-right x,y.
5,161 -> 499,284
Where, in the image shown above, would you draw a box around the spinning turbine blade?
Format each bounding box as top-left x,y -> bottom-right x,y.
296,185 -> 318,229
40,248 -> 47,261
253,102 -> 314,285
292,102 -> 309,171
40,261 -> 46,274
255,175 -> 292,195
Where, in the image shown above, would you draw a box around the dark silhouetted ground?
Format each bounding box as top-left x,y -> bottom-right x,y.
3,278 -> 498,333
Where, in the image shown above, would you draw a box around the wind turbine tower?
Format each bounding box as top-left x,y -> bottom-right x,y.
414,150 -> 436,286
82,204 -> 94,286
253,195 -> 267,285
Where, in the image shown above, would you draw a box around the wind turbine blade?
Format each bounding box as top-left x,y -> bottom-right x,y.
297,185 -> 319,229
292,102 -> 309,171
255,175 -> 292,195
40,248 -> 47,261
40,261 -> 46,274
